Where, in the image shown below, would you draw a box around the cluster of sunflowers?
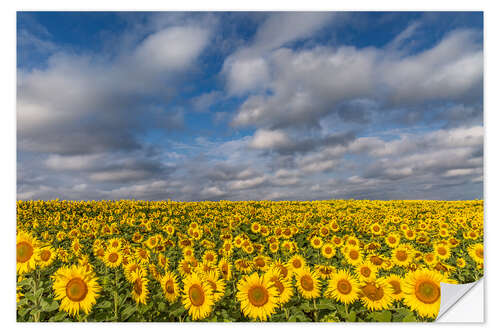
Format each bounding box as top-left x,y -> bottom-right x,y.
16,199 -> 483,322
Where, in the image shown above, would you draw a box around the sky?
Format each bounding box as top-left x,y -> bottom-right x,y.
16,11 -> 483,201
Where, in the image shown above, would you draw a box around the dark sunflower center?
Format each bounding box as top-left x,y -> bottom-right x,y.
165,280 -> 175,294
108,253 -> 119,263
415,281 -> 440,304
437,248 -> 446,256
360,266 -> 371,277
40,249 -> 51,261
66,277 -> 88,302
396,250 -> 408,261
279,266 -> 288,279
337,279 -> 352,295
17,241 -> 34,263
325,247 -> 332,254
292,259 -> 302,269
373,226 -> 380,232
349,249 -> 359,260
271,277 -> 285,294
300,275 -> 314,291
476,248 -> 483,258
362,283 -> 384,301
189,284 -> 205,307
248,286 -> 269,307
255,258 -> 265,267
388,237 -> 396,243
134,278 -> 143,295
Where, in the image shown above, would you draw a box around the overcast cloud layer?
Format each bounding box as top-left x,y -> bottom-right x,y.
17,12 -> 483,201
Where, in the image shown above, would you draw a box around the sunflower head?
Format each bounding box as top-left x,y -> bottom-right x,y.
236,272 -> 279,321
181,273 -> 214,321
16,230 -> 39,275
326,269 -> 360,305
52,264 -> 101,317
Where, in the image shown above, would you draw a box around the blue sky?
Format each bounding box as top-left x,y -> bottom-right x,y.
17,12 -> 483,201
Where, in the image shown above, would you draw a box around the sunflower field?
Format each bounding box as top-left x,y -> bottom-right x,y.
16,199 -> 483,322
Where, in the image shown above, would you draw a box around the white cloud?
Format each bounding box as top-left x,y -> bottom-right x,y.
133,26 -> 211,71
249,129 -> 290,149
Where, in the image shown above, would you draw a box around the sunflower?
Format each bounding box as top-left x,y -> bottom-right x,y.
71,238 -> 83,256
107,238 -> 123,250
310,236 -> 323,249
124,260 -> 145,283
315,264 -> 336,280
235,259 -> 255,274
134,247 -> 150,265
423,252 -> 438,267
326,269 -> 360,305
468,243 -> 483,264
269,242 -> 279,253
178,257 -> 197,277
343,246 -> 363,266
37,245 -> 56,268
103,248 -> 122,268
402,268 -> 446,319
295,267 -> 321,299
264,267 -> 293,305
321,243 -> 335,259
355,261 -> 378,282
253,255 -> 271,271
237,272 -> 279,321
359,278 -> 394,311
52,264 -> 101,317
288,254 -> 306,274
456,258 -> 466,268
270,260 -> 292,281
202,270 -> 226,303
182,273 -> 214,320
370,223 -> 383,236
434,243 -> 451,261
16,230 -> 39,274
203,250 -> 218,264
218,258 -> 232,281
384,274 -> 405,301
385,232 -> 400,248
183,246 -> 195,258
161,271 -> 180,303
391,244 -> 414,267
131,271 -> 149,305
251,222 -> 261,233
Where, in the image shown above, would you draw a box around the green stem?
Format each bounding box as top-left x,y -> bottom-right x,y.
33,270 -> 41,322
345,303 -> 349,320
313,298 -> 318,322
114,269 -> 119,321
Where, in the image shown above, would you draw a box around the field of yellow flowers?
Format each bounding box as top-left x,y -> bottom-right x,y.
16,199 -> 483,322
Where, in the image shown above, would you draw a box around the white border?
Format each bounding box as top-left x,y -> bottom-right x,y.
3,1 -> 498,332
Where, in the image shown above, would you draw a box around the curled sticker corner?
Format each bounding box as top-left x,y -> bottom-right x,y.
436,277 -> 483,321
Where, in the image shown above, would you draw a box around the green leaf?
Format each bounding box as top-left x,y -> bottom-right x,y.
97,300 -> 112,309
346,311 -> 357,322
371,310 -> 391,322
49,311 -> 67,322
122,305 -> 136,321
158,302 -> 167,312
41,300 -> 59,312
170,306 -> 185,317
402,313 -> 417,322
299,303 -> 313,312
392,308 -> 411,322
316,300 -> 336,310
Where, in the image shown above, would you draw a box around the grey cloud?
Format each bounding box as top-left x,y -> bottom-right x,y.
18,23 -> 213,155
230,28 -> 482,131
